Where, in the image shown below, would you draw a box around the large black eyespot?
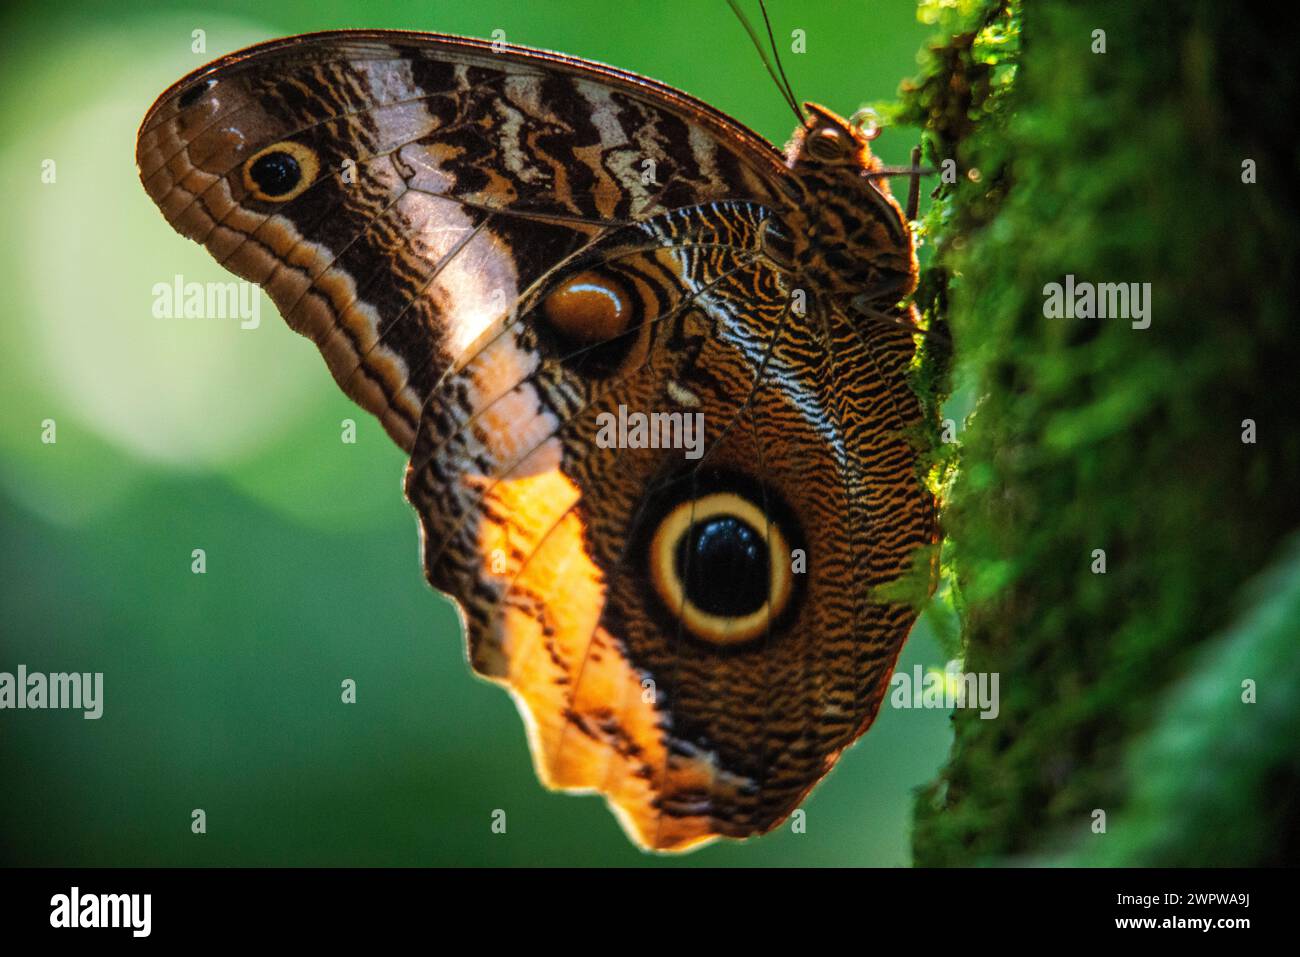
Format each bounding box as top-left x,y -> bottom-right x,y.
675,515 -> 769,618
645,487 -> 797,646
241,141 -> 319,202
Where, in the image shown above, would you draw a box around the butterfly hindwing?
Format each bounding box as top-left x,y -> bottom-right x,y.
137,29 -> 934,852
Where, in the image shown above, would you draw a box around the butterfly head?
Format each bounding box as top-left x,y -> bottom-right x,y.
790,103 -> 876,167
781,103 -> 916,300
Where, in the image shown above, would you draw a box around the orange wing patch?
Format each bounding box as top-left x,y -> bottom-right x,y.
471,466 -> 721,852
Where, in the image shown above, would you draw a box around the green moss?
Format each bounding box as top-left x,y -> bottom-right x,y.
898,0 -> 1300,865
1067,535 -> 1300,866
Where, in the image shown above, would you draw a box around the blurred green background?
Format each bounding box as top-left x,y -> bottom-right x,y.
0,0 -> 949,865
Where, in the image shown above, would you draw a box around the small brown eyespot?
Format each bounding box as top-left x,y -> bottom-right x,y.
541,270 -> 632,345
242,140 -> 319,202
538,268 -> 646,378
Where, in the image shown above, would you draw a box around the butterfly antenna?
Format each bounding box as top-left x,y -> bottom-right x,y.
757,0 -> 803,122
727,0 -> 805,123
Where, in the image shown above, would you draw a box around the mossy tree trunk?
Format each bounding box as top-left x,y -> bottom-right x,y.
900,0 -> 1300,865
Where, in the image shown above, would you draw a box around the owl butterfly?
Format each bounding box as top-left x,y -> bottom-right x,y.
136,21 -> 936,852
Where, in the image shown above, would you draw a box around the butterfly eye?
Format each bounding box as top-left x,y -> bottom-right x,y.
241,141 -> 319,202
647,491 -> 795,646
807,126 -> 849,161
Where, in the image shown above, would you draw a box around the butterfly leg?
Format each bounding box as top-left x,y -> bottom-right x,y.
907,146 -> 923,222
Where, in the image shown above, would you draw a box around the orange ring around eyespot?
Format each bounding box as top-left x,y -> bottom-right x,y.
648,492 -> 793,646
241,140 -> 319,202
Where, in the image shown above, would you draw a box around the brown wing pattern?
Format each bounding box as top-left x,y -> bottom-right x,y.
137,30 -> 787,450
136,29 -> 934,852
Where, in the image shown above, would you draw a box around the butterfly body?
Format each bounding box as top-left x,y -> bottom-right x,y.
138,29 -> 935,852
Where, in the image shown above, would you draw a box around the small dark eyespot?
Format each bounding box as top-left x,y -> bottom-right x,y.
241,141 -> 319,202
177,78 -> 214,109
248,151 -> 301,197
